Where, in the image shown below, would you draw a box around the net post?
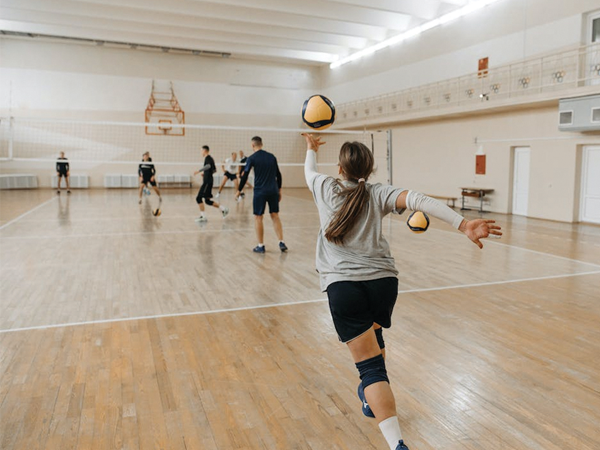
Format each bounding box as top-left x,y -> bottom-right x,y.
8,116 -> 14,160
386,129 -> 393,185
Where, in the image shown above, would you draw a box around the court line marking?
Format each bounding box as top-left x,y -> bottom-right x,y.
0,197 -> 58,231
423,224 -> 600,269
0,224 -> 321,240
1,269 -> 598,334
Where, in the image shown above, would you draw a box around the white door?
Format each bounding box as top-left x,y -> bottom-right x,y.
512,147 -> 530,216
580,145 -> 600,224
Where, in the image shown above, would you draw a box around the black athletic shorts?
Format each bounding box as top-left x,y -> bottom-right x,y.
326,277 -> 398,343
224,171 -> 237,181
57,170 -> 68,177
253,191 -> 279,216
141,175 -> 156,187
196,181 -> 213,203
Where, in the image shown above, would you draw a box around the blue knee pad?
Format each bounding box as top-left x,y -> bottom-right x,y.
355,354 -> 389,389
375,327 -> 385,349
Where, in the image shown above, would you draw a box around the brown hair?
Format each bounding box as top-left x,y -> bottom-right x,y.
324,141 -> 374,245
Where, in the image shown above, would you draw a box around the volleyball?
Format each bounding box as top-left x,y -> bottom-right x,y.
407,211 -> 429,233
152,208 -> 161,217
302,95 -> 336,130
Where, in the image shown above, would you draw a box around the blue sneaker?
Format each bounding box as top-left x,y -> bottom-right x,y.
357,382 -> 375,418
279,241 -> 288,252
253,245 -> 265,254
395,440 -> 410,450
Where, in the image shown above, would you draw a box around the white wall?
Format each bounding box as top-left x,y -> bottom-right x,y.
392,105 -> 600,223
321,0 -> 599,103
0,38 -> 318,126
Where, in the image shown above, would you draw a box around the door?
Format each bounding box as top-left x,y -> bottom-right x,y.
580,145 -> 600,224
512,147 -> 530,216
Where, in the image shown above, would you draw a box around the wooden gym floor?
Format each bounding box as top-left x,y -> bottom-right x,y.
1,188 -> 599,450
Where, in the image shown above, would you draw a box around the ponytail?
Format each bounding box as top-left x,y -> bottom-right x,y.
324,141 -> 374,245
325,181 -> 370,244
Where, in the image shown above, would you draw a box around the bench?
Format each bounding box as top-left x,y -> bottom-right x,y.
427,194 -> 458,209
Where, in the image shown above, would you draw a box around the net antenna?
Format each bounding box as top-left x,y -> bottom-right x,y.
145,80 -> 185,136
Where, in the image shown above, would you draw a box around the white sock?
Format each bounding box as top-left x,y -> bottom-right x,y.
219,205 -> 225,211
200,212 -> 205,218
258,243 -> 264,247
379,416 -> 403,450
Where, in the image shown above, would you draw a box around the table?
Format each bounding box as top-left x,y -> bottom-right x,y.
460,187 -> 494,213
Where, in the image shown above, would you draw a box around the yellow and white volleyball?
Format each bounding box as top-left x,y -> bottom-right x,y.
407,211 -> 429,233
152,208 -> 162,217
302,95 -> 336,130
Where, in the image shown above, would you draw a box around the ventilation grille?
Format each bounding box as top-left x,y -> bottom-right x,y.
559,110 -> 573,125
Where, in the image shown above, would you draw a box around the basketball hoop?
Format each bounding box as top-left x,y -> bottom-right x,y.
145,80 -> 185,136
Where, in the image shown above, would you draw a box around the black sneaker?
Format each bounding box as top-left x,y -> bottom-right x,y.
253,245 -> 265,254
395,440 -> 410,450
279,242 -> 288,252
357,382 -> 375,418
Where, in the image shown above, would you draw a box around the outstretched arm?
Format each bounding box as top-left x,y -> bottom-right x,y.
302,133 -> 326,189
396,190 -> 502,249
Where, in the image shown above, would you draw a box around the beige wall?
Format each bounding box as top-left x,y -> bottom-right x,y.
392,105 -> 600,223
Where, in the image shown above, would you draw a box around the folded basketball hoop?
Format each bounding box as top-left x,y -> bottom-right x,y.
145,80 -> 185,136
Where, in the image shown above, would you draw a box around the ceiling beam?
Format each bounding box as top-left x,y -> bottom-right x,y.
0,19 -> 338,63
1,0 -> 370,49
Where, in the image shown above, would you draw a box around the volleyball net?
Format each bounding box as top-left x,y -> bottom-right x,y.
0,118 -> 391,187
0,118 -> 381,166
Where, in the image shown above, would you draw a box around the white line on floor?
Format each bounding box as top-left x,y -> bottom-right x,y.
2,270 -> 598,334
404,221 -> 600,269
0,197 -> 58,231
0,224 -> 321,240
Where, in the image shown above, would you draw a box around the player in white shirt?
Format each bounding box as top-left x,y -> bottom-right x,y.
215,152 -> 239,198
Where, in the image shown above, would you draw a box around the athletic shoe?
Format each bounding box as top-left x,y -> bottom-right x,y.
57,190 -> 61,195
240,192 -> 245,198
138,199 -> 142,205
195,216 -> 208,223
236,195 -> 243,203
279,242 -> 288,252
395,440 -> 410,450
159,197 -> 162,203
222,207 -> 229,218
253,245 -> 265,254
67,190 -> 71,194
357,382 -> 375,418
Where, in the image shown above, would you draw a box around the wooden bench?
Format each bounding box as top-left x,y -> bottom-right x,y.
427,194 -> 458,209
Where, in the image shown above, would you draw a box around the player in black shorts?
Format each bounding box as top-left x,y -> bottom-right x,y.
237,136 -> 287,253
215,152 -> 239,198
56,151 -> 70,194
237,150 -> 253,198
193,145 -> 229,223
138,152 -> 162,204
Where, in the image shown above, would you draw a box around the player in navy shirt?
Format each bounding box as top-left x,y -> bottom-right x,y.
237,136 -> 288,253
193,145 -> 229,222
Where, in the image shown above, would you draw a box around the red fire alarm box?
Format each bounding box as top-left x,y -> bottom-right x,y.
476,154 -> 486,174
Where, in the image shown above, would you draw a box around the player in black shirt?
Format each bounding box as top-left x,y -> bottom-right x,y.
193,145 -> 229,222
56,151 -> 70,194
237,150 -> 253,198
138,152 -> 162,204
237,136 -> 287,253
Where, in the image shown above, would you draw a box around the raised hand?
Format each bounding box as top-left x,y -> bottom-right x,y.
301,133 -> 326,152
459,219 -> 502,249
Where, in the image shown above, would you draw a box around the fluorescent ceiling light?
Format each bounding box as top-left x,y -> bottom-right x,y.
330,0 -> 504,69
